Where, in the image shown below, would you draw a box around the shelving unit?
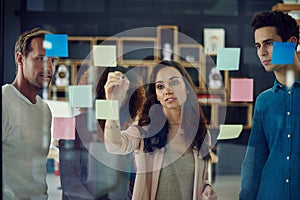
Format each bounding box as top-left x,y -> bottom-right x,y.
272,3 -> 300,25
49,25 -> 253,130
272,3 -> 300,11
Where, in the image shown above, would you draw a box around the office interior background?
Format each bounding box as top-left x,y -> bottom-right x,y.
1,0 -> 298,199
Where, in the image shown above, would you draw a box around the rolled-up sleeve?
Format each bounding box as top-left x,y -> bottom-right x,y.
105,125 -> 142,154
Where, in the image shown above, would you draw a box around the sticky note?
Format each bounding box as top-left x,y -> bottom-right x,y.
93,45 -> 117,67
44,34 -> 68,57
53,117 -> 75,139
272,42 -> 296,64
95,100 -> 119,120
217,48 -> 240,70
217,124 -> 243,140
230,78 -> 253,102
69,85 -> 93,108
45,100 -> 72,117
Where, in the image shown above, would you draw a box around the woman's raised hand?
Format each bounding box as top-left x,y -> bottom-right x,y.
104,71 -> 130,102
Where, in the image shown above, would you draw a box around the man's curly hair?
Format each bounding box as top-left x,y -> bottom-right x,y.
250,10 -> 299,45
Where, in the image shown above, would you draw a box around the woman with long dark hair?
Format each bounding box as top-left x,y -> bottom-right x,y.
104,60 -> 217,200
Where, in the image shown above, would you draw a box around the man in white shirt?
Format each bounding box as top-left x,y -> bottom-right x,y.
2,27 -> 58,199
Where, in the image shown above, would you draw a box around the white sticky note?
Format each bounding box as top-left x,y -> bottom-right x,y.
95,100 -> 119,120
45,100 -> 72,117
69,85 -> 93,108
217,124 -> 243,140
93,45 -> 117,67
217,48 -> 240,70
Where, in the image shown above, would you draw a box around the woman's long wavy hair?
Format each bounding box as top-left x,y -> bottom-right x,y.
139,60 -> 209,159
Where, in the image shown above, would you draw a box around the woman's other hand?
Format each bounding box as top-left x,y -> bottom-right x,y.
202,184 -> 217,200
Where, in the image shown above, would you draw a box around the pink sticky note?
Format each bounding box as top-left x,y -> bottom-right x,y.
53,117 -> 75,139
230,78 -> 253,102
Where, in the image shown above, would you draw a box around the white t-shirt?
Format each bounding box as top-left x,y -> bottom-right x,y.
2,84 -> 52,199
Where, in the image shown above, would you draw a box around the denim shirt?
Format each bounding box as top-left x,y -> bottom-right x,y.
240,77 -> 300,200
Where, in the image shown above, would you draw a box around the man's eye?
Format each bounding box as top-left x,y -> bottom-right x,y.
38,57 -> 45,61
266,41 -> 273,46
52,58 -> 58,63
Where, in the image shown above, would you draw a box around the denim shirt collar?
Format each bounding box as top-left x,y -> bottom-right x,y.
272,76 -> 300,92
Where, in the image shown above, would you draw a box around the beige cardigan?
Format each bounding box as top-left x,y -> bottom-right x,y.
105,126 -> 211,200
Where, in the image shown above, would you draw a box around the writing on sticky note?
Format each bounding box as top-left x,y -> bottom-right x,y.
53,117 -> 75,140
217,124 -> 243,140
69,85 -> 93,108
95,100 -> 119,120
93,45 -> 117,67
230,78 -> 253,102
217,48 -> 240,70
44,34 -> 68,57
272,42 -> 296,64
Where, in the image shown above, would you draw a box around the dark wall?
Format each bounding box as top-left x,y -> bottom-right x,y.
2,0 -> 280,97
1,0 -> 282,176
2,0 -> 21,84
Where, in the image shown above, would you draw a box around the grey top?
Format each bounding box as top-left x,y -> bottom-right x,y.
156,146 -> 194,200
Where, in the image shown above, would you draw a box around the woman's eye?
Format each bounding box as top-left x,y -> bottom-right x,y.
156,84 -> 164,90
170,79 -> 179,86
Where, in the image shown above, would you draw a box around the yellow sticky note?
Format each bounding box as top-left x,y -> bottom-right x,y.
95,100 -> 119,120
93,45 -> 117,67
45,100 -> 72,117
217,124 -> 243,140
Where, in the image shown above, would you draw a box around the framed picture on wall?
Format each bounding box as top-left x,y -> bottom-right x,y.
178,44 -> 201,62
157,25 -> 178,61
203,28 -> 225,55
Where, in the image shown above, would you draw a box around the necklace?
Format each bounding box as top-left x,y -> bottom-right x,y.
168,121 -> 180,125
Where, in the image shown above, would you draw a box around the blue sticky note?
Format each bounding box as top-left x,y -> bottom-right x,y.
44,34 -> 69,57
272,42 -> 296,64
69,85 -> 93,108
216,48 -> 240,70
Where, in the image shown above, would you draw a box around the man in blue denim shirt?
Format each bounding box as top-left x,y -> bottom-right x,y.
240,10 -> 300,199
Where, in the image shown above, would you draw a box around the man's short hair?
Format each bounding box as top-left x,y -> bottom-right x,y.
14,27 -> 52,72
250,10 -> 299,43
15,27 -> 52,57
